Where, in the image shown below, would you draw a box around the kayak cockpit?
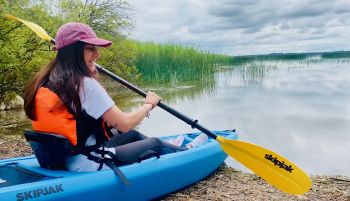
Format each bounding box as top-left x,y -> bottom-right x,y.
0,163 -> 58,188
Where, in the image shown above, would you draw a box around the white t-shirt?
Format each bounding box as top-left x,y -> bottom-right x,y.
65,77 -> 115,172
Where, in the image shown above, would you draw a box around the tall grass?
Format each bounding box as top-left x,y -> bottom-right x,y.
133,42 -> 231,84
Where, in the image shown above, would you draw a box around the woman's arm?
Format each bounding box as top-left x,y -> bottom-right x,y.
102,91 -> 160,133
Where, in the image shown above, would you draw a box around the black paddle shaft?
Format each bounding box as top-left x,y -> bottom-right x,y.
96,64 -> 218,139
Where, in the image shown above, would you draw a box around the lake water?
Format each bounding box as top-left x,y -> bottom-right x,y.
137,58 -> 350,176
1,58 -> 349,176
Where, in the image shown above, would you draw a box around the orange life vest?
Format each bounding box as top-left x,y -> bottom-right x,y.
30,87 -> 132,184
32,87 -> 112,147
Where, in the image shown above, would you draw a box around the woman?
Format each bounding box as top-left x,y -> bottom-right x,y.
23,22 -> 207,172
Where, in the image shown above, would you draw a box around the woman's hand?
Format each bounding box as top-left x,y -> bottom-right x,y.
144,91 -> 161,109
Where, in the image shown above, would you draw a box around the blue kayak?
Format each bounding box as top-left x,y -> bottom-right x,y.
0,130 -> 237,201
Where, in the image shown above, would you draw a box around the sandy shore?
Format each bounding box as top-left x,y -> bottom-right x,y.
1,134 -> 349,201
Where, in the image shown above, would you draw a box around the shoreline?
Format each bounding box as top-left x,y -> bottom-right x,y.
163,165 -> 350,201
1,134 -> 349,200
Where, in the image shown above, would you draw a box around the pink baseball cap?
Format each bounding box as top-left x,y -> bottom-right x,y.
53,22 -> 112,50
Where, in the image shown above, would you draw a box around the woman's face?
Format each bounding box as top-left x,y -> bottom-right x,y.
84,44 -> 100,73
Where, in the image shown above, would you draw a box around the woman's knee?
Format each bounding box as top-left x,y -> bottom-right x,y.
147,137 -> 162,145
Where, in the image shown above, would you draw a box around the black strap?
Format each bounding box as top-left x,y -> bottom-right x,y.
74,146 -> 131,186
97,145 -> 105,171
103,160 -> 131,186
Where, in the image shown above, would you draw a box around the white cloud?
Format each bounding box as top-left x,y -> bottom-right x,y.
128,0 -> 350,55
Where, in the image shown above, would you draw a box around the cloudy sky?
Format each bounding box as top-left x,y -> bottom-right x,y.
128,0 -> 350,56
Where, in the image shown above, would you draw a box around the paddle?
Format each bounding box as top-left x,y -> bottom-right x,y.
4,14 -> 312,195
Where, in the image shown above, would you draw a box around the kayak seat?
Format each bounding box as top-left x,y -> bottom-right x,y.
24,130 -> 132,185
24,130 -> 74,170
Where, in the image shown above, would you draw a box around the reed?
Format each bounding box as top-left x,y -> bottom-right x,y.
133,42 -> 231,84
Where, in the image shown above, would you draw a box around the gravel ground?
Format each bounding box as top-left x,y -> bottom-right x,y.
163,165 -> 350,201
1,134 -> 349,201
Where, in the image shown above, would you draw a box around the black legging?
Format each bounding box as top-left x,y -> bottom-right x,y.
105,130 -> 187,164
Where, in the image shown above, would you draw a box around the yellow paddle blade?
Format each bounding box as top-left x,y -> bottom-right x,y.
4,14 -> 53,43
216,136 -> 311,195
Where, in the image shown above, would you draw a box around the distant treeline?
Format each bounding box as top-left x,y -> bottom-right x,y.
230,51 -> 350,65
320,51 -> 350,59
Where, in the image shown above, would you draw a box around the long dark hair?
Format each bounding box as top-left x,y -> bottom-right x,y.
24,41 -> 95,120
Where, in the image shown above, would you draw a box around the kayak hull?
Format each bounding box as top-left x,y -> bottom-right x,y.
0,130 -> 237,201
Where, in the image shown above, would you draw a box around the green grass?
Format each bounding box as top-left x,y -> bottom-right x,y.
133,42 -> 231,84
